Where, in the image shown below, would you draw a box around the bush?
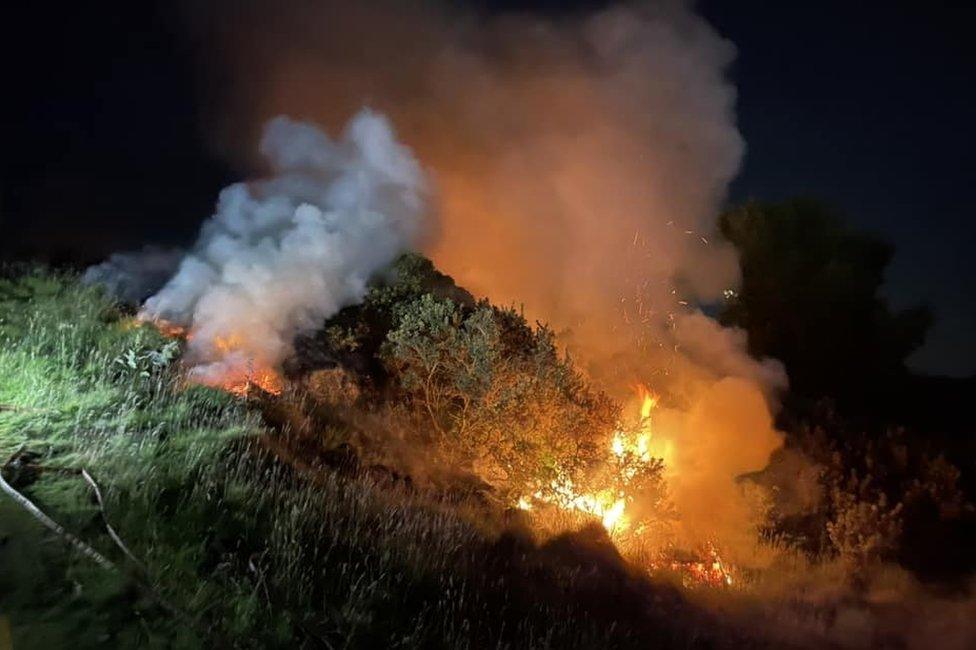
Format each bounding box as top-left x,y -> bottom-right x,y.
763,405 -> 973,584
381,293 -> 618,500
826,475 -> 903,585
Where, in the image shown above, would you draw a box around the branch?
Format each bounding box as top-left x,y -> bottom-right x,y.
1,453 -> 194,626
77,469 -> 192,623
80,469 -> 147,574
0,466 -> 115,571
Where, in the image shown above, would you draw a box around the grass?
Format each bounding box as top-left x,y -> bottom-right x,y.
0,269 -> 752,649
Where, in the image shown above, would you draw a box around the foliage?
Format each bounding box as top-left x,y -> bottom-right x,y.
0,269 -> 723,649
763,405 -> 974,584
114,339 -> 180,379
825,476 -> 904,584
719,199 -> 931,412
381,293 -> 618,499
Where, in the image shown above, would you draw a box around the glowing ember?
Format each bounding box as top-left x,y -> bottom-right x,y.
662,543 -> 736,588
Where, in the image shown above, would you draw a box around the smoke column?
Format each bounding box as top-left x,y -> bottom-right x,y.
139,109 -> 427,388
186,0 -> 786,555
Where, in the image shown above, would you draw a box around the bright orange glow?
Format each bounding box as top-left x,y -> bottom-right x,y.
149,321 -> 283,397
666,543 -> 735,588
636,383 -> 658,420
518,384 -> 660,535
532,478 -> 630,533
151,319 -> 189,339
515,382 -> 736,588
220,366 -> 284,397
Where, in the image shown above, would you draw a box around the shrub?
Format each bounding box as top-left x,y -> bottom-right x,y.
765,407 -> 973,583
826,474 -> 903,585
381,293 -> 618,500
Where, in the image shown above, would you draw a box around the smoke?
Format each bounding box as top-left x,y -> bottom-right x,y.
82,246 -> 184,304
180,0 -> 784,550
76,3 -> 976,644
139,109 -> 428,387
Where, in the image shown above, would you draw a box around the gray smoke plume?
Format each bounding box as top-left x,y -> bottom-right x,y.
138,109 -> 427,387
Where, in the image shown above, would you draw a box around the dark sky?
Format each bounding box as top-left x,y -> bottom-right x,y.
699,0 -> 976,377
2,1 -> 974,376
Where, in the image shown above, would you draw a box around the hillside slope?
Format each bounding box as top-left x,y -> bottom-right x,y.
0,266 -> 764,649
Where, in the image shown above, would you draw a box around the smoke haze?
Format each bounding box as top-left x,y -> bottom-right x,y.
70,3 -> 976,644
83,246 -> 184,304
176,0 -> 787,551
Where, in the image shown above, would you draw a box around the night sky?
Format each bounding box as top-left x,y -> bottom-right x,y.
2,1 -> 974,377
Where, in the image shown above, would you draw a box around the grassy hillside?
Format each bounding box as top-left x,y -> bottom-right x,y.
0,268 -> 753,649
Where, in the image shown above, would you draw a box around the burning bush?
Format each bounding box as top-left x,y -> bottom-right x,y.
276,255 -> 673,539
381,292 -> 618,500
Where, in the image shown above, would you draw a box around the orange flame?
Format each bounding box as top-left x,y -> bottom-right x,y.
519,383 -> 661,535
150,319 -> 189,339
636,383 -> 658,420
219,365 -> 284,397
148,321 -> 283,397
516,383 -> 737,589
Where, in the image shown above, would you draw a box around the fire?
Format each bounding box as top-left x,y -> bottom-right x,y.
534,478 -> 630,533
664,543 -> 736,588
220,365 -> 284,398
146,320 -> 283,397
637,384 -> 657,419
150,319 -> 189,339
518,383 -> 660,535
516,383 -> 738,589
208,334 -> 284,396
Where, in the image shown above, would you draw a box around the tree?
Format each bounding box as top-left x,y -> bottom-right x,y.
719,199 -> 931,413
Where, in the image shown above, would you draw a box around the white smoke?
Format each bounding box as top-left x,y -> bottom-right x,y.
139,108 -> 427,387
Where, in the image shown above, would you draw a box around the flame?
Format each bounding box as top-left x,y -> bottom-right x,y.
664,543 -> 736,588
519,384 -> 659,535
515,383 -> 736,589
147,321 -> 283,397
636,383 -> 658,420
601,497 -> 627,530
533,478 -> 630,533
209,334 -> 284,396
149,319 -> 189,339
220,366 -> 284,397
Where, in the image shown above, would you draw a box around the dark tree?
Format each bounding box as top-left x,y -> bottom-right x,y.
719,199 -> 931,414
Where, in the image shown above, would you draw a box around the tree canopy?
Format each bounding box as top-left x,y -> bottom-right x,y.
719,199 -> 931,413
